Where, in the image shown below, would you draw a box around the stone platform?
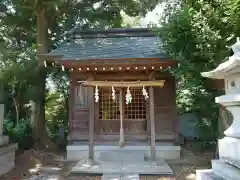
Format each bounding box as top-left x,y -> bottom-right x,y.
71,158 -> 173,175
0,143 -> 18,176
67,144 -> 181,161
70,145 -> 174,179
99,150 -> 145,162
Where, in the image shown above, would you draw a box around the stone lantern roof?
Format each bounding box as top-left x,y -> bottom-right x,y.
201,38 -> 240,79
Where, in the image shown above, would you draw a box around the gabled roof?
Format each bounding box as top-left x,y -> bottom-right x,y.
42,28 -> 168,60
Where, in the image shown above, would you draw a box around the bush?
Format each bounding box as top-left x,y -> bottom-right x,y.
3,118 -> 33,150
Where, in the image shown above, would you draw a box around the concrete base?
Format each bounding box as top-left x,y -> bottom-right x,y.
196,160 -> 240,180
212,159 -> 240,180
0,143 -> 18,176
219,137 -> 240,168
67,145 -> 181,161
0,136 -> 9,147
197,136 -> 240,180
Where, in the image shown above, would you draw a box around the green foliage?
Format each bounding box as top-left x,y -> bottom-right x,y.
3,118 -> 33,149
45,90 -> 68,139
157,0 -> 240,142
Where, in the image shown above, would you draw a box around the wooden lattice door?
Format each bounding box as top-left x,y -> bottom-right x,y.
98,87 -> 147,135
98,88 -> 120,134
124,87 -> 147,134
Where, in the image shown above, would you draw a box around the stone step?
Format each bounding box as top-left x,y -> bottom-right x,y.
0,143 -> 17,176
99,150 -> 144,162
121,174 -> 139,180
101,173 -> 139,180
212,159 -> 240,180
196,169 -> 225,180
101,174 -> 120,180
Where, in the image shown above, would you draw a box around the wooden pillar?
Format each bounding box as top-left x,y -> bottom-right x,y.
146,93 -> 151,142
88,87 -> 94,160
94,98 -> 99,135
119,88 -> 125,147
172,76 -> 179,142
68,78 -> 74,141
149,86 -> 156,161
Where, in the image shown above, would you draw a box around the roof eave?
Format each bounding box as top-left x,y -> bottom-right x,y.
57,58 -> 176,67
37,53 -> 64,60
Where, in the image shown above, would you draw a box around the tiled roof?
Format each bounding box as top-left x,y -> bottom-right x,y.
47,28 -> 168,60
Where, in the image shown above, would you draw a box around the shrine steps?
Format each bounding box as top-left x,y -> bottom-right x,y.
66,143 -> 181,161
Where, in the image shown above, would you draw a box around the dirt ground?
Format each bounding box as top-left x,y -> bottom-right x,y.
0,146 -> 212,180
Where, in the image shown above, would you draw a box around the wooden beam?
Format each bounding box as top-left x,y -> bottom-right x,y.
149,86 -> 156,161
72,71 -> 173,82
92,71 -> 150,81
37,56 -> 174,64
79,80 -> 165,87
88,87 -> 95,160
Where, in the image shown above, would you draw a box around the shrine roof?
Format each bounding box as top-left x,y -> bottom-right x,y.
40,28 -> 168,60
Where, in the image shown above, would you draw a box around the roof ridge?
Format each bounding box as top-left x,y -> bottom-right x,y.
66,28 -> 156,38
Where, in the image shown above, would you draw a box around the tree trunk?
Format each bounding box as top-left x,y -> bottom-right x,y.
13,98 -> 19,125
32,8 -> 48,149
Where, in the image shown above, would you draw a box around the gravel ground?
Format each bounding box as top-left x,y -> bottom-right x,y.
0,147 -> 212,180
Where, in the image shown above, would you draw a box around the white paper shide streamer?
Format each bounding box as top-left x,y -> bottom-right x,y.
142,86 -> 149,100
112,86 -> 116,101
95,85 -> 99,102
125,86 -> 132,104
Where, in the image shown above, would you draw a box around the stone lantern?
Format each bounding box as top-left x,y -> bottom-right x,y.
197,38 -> 240,179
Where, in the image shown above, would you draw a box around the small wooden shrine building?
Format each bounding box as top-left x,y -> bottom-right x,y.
39,28 -> 180,161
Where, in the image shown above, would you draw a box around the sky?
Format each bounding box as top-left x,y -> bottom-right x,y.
121,2 -> 166,27
140,3 -> 165,26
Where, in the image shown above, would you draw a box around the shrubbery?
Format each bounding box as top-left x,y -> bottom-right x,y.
157,0 -> 236,148
3,118 -> 33,149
